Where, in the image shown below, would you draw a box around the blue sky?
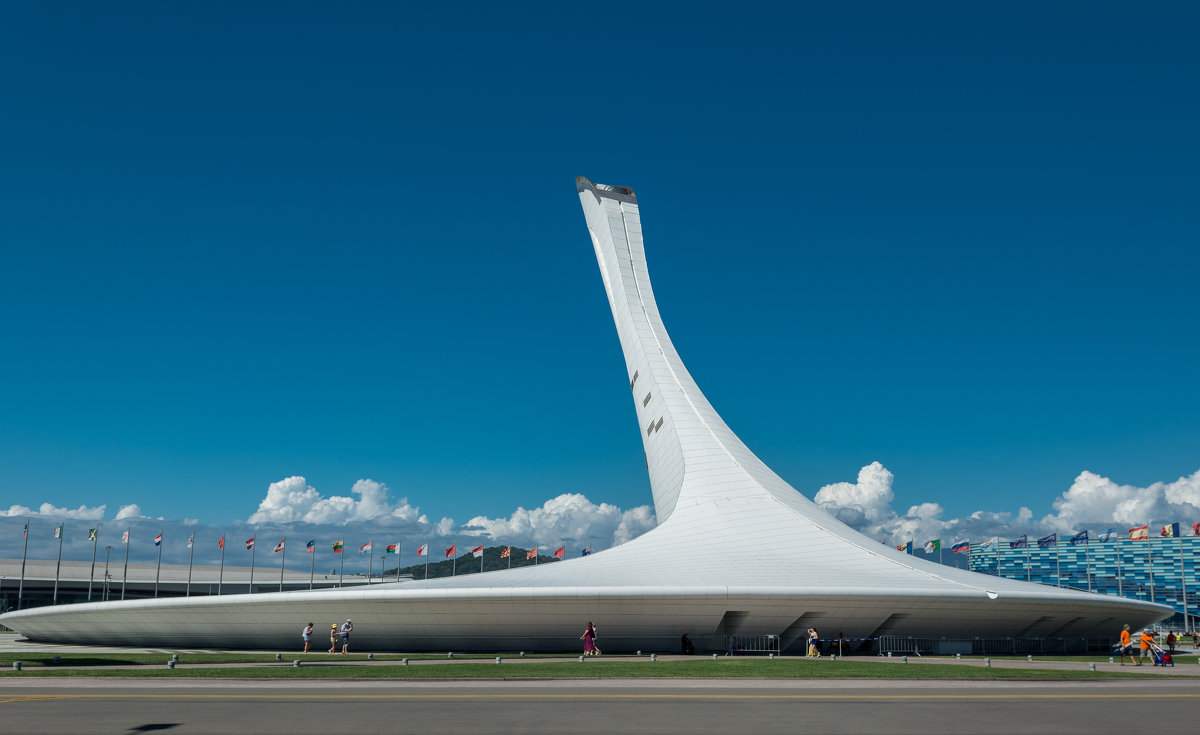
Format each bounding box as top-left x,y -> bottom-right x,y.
2,3 -> 1198,564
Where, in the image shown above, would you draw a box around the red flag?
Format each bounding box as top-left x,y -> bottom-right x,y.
500,546 -> 511,559
218,536 -> 225,550
472,545 -> 484,558
445,544 -> 456,558
1128,525 -> 1149,541
526,547 -> 537,560
274,539 -> 285,552
245,537 -> 256,550
553,546 -> 565,559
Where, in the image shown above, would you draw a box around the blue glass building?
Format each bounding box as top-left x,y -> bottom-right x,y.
966,532 -> 1198,629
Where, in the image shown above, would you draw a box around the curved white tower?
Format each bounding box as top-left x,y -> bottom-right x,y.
0,178 -> 1169,652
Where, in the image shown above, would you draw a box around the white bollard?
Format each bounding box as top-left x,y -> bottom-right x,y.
367,653 -> 373,660
1109,657 -> 1114,664
886,651 -> 892,657
171,654 -> 179,662
1089,663 -> 1096,671
651,654 -> 657,662
520,651 -> 525,657
496,657 -> 502,664
448,652 -> 454,659
902,656 -> 908,663
579,656 -> 585,663
1027,655 -> 1033,662
984,657 -> 991,667
956,653 -> 961,660
167,661 -> 175,669
275,653 -> 282,661
12,662 -> 21,670
768,653 -> 775,660
293,660 -> 301,667
637,650 -> 642,656
401,658 -> 409,666
712,653 -> 719,660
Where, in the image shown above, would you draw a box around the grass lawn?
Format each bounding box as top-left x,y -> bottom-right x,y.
0,657 -> 1191,680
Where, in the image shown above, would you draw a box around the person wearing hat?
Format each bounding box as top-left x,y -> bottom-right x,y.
1138,629 -> 1155,666
340,619 -> 354,654
328,624 -> 339,654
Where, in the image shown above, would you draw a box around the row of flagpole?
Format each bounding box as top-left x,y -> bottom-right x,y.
8,521 -> 593,608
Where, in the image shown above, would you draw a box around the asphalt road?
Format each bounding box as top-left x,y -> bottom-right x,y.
2,679 -> 1197,734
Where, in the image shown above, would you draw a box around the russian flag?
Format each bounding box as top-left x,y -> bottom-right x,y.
951,539 -> 970,554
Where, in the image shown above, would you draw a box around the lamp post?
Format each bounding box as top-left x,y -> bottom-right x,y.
102,546 -> 112,601
379,554 -> 386,584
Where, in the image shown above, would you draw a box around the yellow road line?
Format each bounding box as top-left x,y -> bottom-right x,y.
3,693 -> 1200,702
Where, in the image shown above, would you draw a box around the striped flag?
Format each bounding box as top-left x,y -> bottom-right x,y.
1098,528 -> 1116,542
471,545 -> 484,558
951,539 -> 970,554
385,544 -> 398,554
53,525 -> 63,539
1160,523 -> 1180,538
245,537 -> 255,550
154,533 -> 163,547
217,535 -> 224,549
274,539 -> 285,552
187,535 -> 194,548
416,543 -> 428,557
500,546 -> 511,558
359,541 -> 372,553
305,540 -> 315,553
1128,525 -> 1149,541
332,540 -> 344,553
924,539 -> 941,554
582,546 -> 592,556
122,530 -> 130,544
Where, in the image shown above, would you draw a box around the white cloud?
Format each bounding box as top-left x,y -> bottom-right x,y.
115,504 -> 145,520
248,476 -> 428,526
1,502 -> 108,520
460,493 -> 657,549
816,463 -> 1200,545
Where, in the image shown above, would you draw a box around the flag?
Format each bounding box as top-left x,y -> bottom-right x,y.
500,546 -> 511,558
1097,528 -> 1116,542
472,545 -> 484,558
53,525 -> 63,539
1069,531 -> 1088,546
332,540 -> 344,553
88,528 -> 97,541
1128,525 -> 1149,541
1194,521 -> 1200,536
274,539 -> 285,552
122,530 -> 130,544
305,540 -> 315,553
359,541 -> 372,553
582,546 -> 592,556
1009,535 -> 1027,549
187,535 -> 194,548
951,539 -> 970,554
895,541 -> 912,554
23,523 -> 28,537
445,544 -> 456,558
924,539 -> 941,554
218,535 -> 224,549
553,546 -> 565,559
526,547 -> 537,560
416,543 -> 428,557
385,544 -> 398,554
154,533 -> 163,547
978,536 -> 997,549
1160,523 -> 1180,538
245,537 -> 255,550
1037,533 -> 1057,548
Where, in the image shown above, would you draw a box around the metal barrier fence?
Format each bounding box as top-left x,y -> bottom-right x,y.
726,634 -> 780,655
875,635 -> 1116,656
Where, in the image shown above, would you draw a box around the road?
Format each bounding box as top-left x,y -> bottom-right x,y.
2,678 -> 1197,734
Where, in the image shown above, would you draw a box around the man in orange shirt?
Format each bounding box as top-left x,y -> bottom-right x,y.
1118,624 -> 1136,665
1138,629 -> 1156,666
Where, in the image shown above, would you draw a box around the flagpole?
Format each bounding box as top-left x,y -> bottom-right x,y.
218,533 -> 226,596
248,539 -> 256,594
279,537 -> 286,592
1024,537 -> 1030,582
452,547 -> 457,577
53,524 -> 64,605
88,525 -> 99,601
424,546 -> 429,580
121,526 -> 130,600
1116,536 -> 1123,596
186,535 -> 195,597
18,522 -> 29,609
1148,520 -> 1155,603
396,540 -> 402,582
154,528 -> 163,598
508,546 -> 511,570
368,538 -> 374,582
1179,534 -> 1190,633
1085,535 -> 1092,592
1054,536 -> 1061,587
338,544 -> 344,588
535,545 -> 539,566
309,541 -> 316,590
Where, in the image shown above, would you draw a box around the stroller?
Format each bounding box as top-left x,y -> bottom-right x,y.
1151,642 -> 1174,667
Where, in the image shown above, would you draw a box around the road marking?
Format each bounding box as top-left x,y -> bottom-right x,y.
3,693 -> 1200,702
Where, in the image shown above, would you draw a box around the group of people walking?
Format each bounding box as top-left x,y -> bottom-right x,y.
300,620 -> 353,654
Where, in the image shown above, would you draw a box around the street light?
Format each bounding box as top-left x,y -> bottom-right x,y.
103,546 -> 113,601
379,554 -> 387,584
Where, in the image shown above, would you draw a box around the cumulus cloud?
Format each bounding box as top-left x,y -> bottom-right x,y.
1,502 -> 107,520
460,493 -> 657,549
115,504 -> 145,520
248,476 -> 429,526
816,463 -> 1200,546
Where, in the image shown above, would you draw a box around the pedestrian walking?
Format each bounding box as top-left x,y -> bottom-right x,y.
301,622 -> 313,653
580,621 -> 600,656
340,619 -> 353,654
1118,624 -> 1136,665
1138,629 -> 1155,666
806,627 -> 820,658
328,624 -> 339,653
